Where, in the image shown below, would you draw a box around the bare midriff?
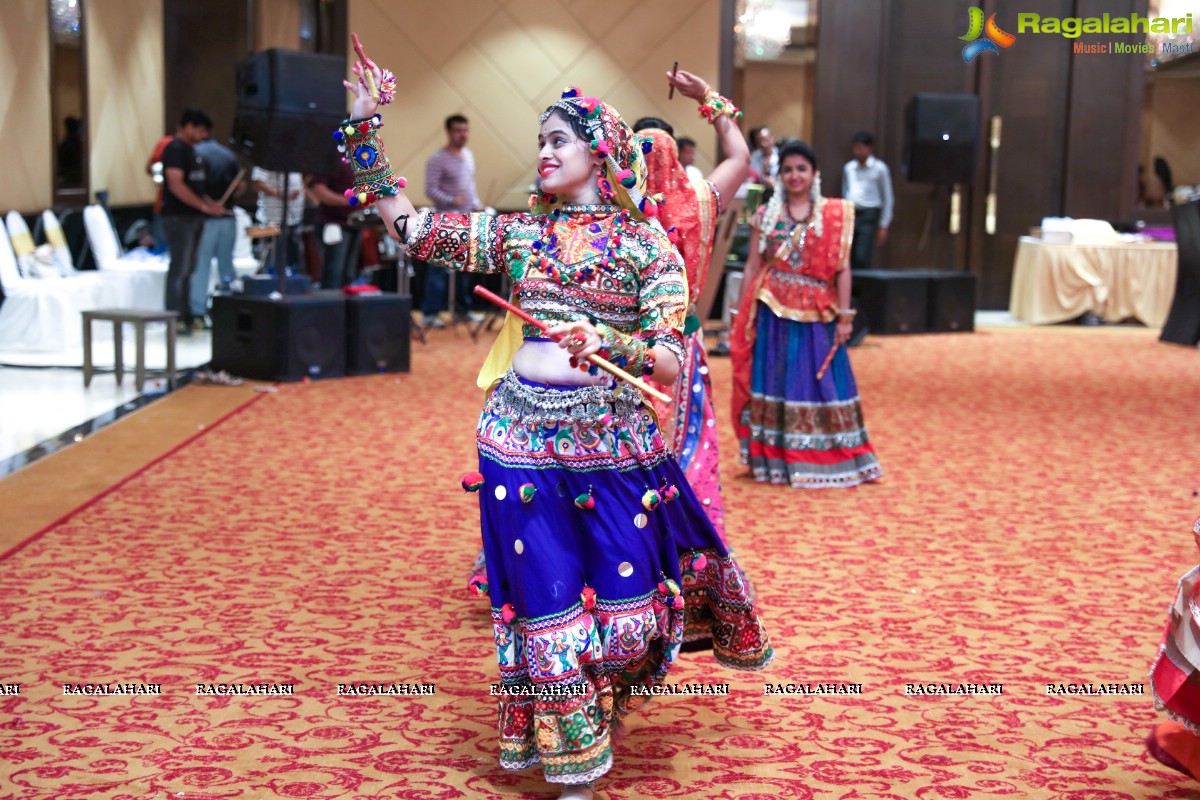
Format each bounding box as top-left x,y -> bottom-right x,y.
511,339 -> 608,387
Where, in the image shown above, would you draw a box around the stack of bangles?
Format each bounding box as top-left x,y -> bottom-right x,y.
837,309 -> 857,321
332,114 -> 406,207
698,87 -> 742,123
569,323 -> 656,379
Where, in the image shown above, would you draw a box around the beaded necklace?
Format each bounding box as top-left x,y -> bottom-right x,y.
775,202 -> 817,265
530,205 -> 627,285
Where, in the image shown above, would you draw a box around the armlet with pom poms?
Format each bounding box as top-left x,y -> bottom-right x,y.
333,114 -> 406,207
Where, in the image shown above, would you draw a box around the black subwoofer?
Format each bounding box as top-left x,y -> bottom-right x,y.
926,271 -> 977,333
211,294 -> 345,381
853,270 -> 929,335
345,293 -> 412,375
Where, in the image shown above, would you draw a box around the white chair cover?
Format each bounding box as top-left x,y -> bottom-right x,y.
5,211 -> 37,278
40,209 -> 78,276
0,222 -> 103,352
83,205 -> 167,309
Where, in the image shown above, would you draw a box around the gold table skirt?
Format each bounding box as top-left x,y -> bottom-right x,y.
1009,236 -> 1178,327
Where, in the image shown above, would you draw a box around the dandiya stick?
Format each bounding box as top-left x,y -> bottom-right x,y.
217,166 -> 246,208
815,340 -> 839,381
668,61 -> 679,99
351,32 -> 379,102
474,286 -> 672,403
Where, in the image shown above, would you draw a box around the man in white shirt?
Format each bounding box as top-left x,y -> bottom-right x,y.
251,167 -> 305,268
842,131 -> 894,270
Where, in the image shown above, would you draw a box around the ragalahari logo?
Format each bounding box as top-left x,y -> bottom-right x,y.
960,7 -> 1016,62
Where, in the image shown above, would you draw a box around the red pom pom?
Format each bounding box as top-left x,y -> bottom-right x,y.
672,596 -> 685,610
501,603 -> 516,624
581,586 -> 596,610
692,553 -> 707,571
358,122 -> 371,133
397,177 -> 407,189
461,472 -> 485,492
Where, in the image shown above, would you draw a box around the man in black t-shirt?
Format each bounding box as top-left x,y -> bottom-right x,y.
160,108 -> 223,331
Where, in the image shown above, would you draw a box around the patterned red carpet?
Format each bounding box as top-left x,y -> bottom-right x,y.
2,326 -> 1198,800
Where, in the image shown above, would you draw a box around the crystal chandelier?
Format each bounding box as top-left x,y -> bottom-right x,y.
51,0 -> 82,46
738,0 -> 792,61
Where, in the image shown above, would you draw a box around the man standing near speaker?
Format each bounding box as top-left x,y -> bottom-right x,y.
252,167 -> 305,268
190,136 -> 242,329
420,113 -> 483,328
161,108 -> 225,335
843,131 -> 894,270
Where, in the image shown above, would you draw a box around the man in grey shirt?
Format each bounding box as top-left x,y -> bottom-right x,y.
420,114 -> 482,326
843,131 -> 894,270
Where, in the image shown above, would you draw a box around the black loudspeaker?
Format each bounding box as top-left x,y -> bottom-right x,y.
926,271 -> 977,333
853,270 -> 929,334
233,49 -> 345,175
903,93 -> 981,184
211,295 -> 345,381
1161,198 -> 1200,346
345,293 -> 412,375
240,274 -> 313,296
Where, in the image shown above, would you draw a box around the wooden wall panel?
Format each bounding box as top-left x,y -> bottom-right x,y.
164,0 -> 250,142
814,0 -> 1150,310
1063,0 -> 1146,221
878,0 -> 978,275
813,0 -> 888,201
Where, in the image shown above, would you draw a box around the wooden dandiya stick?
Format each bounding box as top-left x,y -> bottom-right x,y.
217,166 -> 246,208
351,32 -> 379,103
473,286 -> 672,403
668,61 -> 679,99
815,340 -> 839,381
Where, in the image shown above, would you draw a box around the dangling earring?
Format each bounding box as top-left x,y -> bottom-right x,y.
810,170 -> 822,204
597,164 -> 615,202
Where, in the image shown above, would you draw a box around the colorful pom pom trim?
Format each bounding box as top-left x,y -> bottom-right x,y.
574,487 -> 595,510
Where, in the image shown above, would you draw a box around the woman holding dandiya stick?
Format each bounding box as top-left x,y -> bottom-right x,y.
730,140 -> 883,488
338,40 -> 772,797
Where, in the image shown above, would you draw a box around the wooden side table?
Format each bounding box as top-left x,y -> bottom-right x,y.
82,309 -> 179,393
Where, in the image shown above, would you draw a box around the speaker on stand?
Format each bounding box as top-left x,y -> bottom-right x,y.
903,93 -> 981,186
232,49 -> 346,279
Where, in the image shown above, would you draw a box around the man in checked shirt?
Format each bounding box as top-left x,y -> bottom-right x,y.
420,114 -> 484,327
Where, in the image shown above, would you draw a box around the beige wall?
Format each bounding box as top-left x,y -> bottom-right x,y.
1143,75 -> 1200,190
739,60 -> 815,145
0,0 -> 52,213
87,0 -> 165,206
257,0 -> 300,51
348,0 -> 722,209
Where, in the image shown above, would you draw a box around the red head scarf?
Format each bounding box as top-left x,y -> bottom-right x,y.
641,129 -> 704,297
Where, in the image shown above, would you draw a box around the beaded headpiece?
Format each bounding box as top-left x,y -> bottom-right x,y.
532,87 -> 664,223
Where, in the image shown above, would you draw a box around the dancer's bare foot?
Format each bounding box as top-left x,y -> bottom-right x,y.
557,782 -> 594,799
